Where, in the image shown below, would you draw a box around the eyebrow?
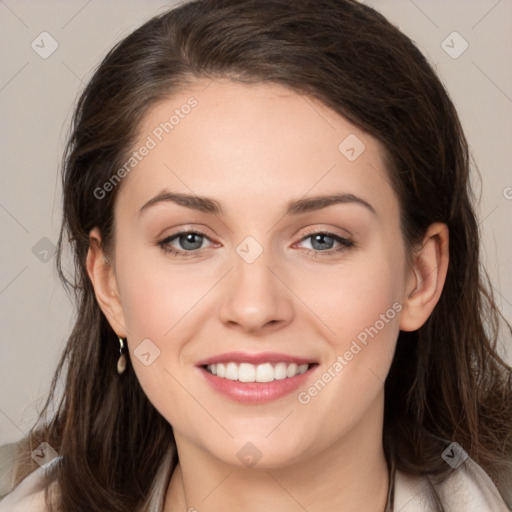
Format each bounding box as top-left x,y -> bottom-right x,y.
139,190 -> 376,217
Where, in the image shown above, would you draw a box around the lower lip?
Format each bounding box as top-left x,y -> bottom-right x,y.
198,365 -> 318,404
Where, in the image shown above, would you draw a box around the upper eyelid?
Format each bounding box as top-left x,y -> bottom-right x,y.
298,225 -> 353,239
160,221 -> 352,237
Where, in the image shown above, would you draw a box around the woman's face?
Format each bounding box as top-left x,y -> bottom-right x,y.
103,79 -> 414,468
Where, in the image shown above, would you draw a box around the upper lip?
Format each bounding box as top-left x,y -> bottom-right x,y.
196,351 -> 317,367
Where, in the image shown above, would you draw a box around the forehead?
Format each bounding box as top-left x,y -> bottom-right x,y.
115,79 -> 398,222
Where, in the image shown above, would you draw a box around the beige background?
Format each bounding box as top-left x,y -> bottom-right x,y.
1,0 -> 511,445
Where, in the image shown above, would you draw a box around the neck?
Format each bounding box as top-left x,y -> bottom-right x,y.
165,393 -> 389,512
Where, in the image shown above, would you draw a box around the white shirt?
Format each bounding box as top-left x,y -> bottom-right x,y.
0,446 -> 510,511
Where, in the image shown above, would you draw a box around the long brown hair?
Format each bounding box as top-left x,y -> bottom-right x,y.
11,0 -> 512,510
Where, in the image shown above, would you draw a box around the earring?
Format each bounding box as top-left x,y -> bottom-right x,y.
117,337 -> 127,374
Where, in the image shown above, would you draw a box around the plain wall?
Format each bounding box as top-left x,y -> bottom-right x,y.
1,0 -> 511,445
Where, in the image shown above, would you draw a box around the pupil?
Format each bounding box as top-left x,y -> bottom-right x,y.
181,233 -> 202,250
313,234 -> 332,250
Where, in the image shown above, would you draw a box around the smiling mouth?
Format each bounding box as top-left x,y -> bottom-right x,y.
202,362 -> 318,383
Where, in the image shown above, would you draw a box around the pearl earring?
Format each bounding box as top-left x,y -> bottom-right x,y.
117,337 -> 127,374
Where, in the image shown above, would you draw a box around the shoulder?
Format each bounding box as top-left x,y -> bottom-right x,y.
394,456 -> 511,511
0,442 -> 60,512
0,442 -> 175,512
0,466 -> 48,511
0,441 -> 19,498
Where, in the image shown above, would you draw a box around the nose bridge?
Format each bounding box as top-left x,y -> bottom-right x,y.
218,233 -> 294,332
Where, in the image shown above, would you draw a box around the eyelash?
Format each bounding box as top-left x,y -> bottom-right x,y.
157,228 -> 355,259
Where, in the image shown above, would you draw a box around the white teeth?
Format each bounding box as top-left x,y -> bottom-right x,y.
225,362 -> 238,380
297,364 -> 309,375
286,363 -> 298,378
255,363 -> 274,382
238,363 -> 255,382
274,362 -> 288,380
205,362 -> 311,382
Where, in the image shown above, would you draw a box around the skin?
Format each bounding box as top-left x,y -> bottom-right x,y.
87,79 -> 449,512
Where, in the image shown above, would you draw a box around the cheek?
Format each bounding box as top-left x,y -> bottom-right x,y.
114,242 -> 210,343
293,246 -> 405,435
113,247 -> 204,424
113,239 -> 220,410
299,246 -> 405,354
335,268 -> 402,353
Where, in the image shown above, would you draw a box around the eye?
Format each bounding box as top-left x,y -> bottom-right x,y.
295,230 -> 354,257
158,230 -> 214,257
157,228 -> 354,259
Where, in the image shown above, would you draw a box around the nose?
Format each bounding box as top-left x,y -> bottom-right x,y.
218,244 -> 295,334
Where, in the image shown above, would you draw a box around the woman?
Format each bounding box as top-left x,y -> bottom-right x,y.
0,0 -> 511,510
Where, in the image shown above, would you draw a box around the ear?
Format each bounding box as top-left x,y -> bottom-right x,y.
86,227 -> 128,337
399,222 -> 449,332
